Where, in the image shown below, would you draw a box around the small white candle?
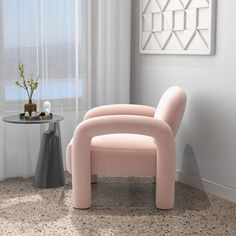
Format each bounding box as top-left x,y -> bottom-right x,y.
45,108 -> 50,116
31,111 -> 36,117
44,101 -> 51,114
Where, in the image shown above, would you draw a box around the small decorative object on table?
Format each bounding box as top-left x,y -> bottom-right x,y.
44,101 -> 51,116
15,62 -> 39,116
19,112 -> 53,120
19,100 -> 53,121
24,111 -> 29,118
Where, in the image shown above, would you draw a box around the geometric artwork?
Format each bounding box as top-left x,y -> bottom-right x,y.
140,0 -> 216,55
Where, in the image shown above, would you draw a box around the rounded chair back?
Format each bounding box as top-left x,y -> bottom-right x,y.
155,86 -> 187,136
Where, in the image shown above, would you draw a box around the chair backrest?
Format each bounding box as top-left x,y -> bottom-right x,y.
154,86 -> 187,137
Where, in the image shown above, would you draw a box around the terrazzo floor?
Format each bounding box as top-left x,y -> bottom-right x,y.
0,173 -> 236,236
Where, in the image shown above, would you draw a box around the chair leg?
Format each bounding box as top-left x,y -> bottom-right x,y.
72,140 -> 91,209
155,176 -> 175,209
155,165 -> 175,209
155,136 -> 175,210
72,168 -> 91,209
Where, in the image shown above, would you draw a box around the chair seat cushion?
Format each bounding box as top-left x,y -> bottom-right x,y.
91,134 -> 157,176
66,134 -> 157,176
91,133 -> 156,152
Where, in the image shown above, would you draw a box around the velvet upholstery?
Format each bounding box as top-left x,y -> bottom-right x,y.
66,86 -> 187,209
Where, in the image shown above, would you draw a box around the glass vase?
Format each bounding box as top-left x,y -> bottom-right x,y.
24,99 -> 37,116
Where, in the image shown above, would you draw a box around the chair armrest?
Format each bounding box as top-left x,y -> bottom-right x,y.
73,115 -> 174,147
84,104 -> 156,120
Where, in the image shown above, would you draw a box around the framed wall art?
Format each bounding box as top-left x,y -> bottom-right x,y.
140,0 -> 216,55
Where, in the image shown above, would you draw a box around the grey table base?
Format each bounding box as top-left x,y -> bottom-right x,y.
3,115 -> 65,189
34,122 -> 65,188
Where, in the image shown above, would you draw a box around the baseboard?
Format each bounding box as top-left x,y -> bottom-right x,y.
176,169 -> 236,204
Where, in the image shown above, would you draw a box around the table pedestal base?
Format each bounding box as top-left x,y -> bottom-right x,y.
34,122 -> 65,188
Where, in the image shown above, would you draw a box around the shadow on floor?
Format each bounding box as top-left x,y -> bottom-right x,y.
70,176 -> 211,218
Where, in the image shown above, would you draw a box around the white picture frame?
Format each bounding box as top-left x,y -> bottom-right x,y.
139,0 -> 216,55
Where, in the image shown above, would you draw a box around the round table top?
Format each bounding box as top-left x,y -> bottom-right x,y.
2,114 -> 63,124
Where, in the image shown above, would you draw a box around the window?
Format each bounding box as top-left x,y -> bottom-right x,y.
1,0 -> 85,106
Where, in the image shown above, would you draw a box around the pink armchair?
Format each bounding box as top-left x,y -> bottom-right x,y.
66,86 -> 187,209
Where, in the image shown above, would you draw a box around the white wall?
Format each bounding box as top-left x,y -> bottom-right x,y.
131,0 -> 236,202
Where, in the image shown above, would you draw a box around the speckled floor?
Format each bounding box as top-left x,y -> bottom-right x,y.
0,173 -> 235,236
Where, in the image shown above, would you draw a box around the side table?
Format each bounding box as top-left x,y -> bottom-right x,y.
3,115 -> 65,188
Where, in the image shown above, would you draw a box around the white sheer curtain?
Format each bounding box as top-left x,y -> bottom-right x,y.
0,0 -> 131,180
91,0 -> 131,106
